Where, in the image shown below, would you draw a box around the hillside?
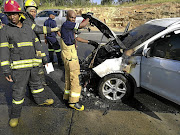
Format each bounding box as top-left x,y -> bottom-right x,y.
66,2 -> 180,32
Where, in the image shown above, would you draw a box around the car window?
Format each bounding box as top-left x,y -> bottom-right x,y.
37,11 -> 60,17
150,32 -> 180,61
54,11 -> 60,16
37,11 -> 49,17
62,10 -> 67,17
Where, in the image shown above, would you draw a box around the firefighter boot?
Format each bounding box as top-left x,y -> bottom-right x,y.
39,99 -> 54,105
9,118 -> 19,128
69,102 -> 84,111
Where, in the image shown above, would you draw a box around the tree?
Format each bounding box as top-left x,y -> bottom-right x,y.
101,0 -> 113,5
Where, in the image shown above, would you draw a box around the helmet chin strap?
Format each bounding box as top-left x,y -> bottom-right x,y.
19,13 -> 26,20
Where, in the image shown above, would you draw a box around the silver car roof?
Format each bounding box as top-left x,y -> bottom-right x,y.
146,18 -> 180,28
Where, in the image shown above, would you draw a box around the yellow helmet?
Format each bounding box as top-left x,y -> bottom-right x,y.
24,0 -> 37,9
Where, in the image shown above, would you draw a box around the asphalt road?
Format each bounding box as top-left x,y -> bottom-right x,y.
0,30 -> 180,134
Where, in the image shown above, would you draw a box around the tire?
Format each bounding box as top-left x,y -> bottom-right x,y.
98,74 -> 132,102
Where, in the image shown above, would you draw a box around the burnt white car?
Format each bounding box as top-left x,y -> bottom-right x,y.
80,15 -> 180,105
35,9 -> 84,27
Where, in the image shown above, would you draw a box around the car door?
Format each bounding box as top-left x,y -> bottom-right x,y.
140,32 -> 180,105
52,10 -> 62,27
35,11 -> 49,26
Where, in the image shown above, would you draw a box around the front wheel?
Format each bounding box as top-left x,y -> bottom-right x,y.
98,74 -> 132,102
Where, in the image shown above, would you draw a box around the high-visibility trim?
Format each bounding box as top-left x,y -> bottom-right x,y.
41,53 -> 46,57
31,24 -> 36,30
70,92 -> 80,97
74,23 -> 79,30
12,59 -> 42,65
64,90 -> 70,94
0,43 -> 14,48
55,49 -> 61,53
17,42 -> 33,47
35,38 -> 39,42
12,98 -> 24,104
43,26 -> 47,34
9,44 -> 14,48
11,63 -> 40,69
32,88 -> 44,94
48,49 -> 54,51
1,61 -> 10,66
0,42 -> 9,48
11,59 -> 42,69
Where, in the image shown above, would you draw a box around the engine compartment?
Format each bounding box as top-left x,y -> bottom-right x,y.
80,39 -> 123,88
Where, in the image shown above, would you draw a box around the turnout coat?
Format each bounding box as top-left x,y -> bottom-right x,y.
0,20 -> 48,76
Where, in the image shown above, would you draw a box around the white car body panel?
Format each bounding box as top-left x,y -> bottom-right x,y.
93,58 -> 123,78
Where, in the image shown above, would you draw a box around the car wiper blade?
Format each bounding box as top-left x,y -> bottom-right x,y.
123,22 -> 130,34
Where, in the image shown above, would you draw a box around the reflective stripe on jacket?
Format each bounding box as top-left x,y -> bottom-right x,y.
23,13 -> 51,35
0,21 -> 47,75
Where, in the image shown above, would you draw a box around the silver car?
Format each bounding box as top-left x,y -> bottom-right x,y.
80,16 -> 180,105
35,9 -> 84,27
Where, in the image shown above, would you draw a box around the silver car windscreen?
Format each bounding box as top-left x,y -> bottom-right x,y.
119,24 -> 166,49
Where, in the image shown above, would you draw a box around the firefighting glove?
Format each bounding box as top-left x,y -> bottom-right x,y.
51,27 -> 60,32
42,57 -> 48,65
88,40 -> 99,48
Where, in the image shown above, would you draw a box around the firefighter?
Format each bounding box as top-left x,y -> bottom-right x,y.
23,0 -> 60,38
60,10 -> 99,111
44,11 -> 63,67
23,0 -> 60,85
0,0 -> 54,127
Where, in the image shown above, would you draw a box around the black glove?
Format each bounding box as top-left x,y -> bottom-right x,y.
88,40 -> 99,48
86,12 -> 93,19
4,72 -> 11,78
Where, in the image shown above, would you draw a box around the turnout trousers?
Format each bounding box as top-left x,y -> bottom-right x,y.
60,39 -> 82,103
11,67 -> 47,118
47,39 -> 63,65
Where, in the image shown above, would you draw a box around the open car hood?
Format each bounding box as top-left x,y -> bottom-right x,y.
82,14 -> 127,49
90,16 -> 116,39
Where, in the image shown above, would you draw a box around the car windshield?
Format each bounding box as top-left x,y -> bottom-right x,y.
119,24 -> 166,49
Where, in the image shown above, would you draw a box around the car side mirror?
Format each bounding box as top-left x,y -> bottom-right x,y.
144,48 -> 151,58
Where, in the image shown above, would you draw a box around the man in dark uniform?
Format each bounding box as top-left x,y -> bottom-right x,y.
60,10 -> 99,111
0,6 -> 9,26
0,0 -> 54,128
44,11 -> 63,67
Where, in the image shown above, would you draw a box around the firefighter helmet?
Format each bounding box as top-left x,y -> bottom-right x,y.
4,0 -> 22,13
24,0 -> 38,9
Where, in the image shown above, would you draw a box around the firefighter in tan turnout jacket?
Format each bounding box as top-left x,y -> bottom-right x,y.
60,10 -> 99,111
0,0 -> 54,128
